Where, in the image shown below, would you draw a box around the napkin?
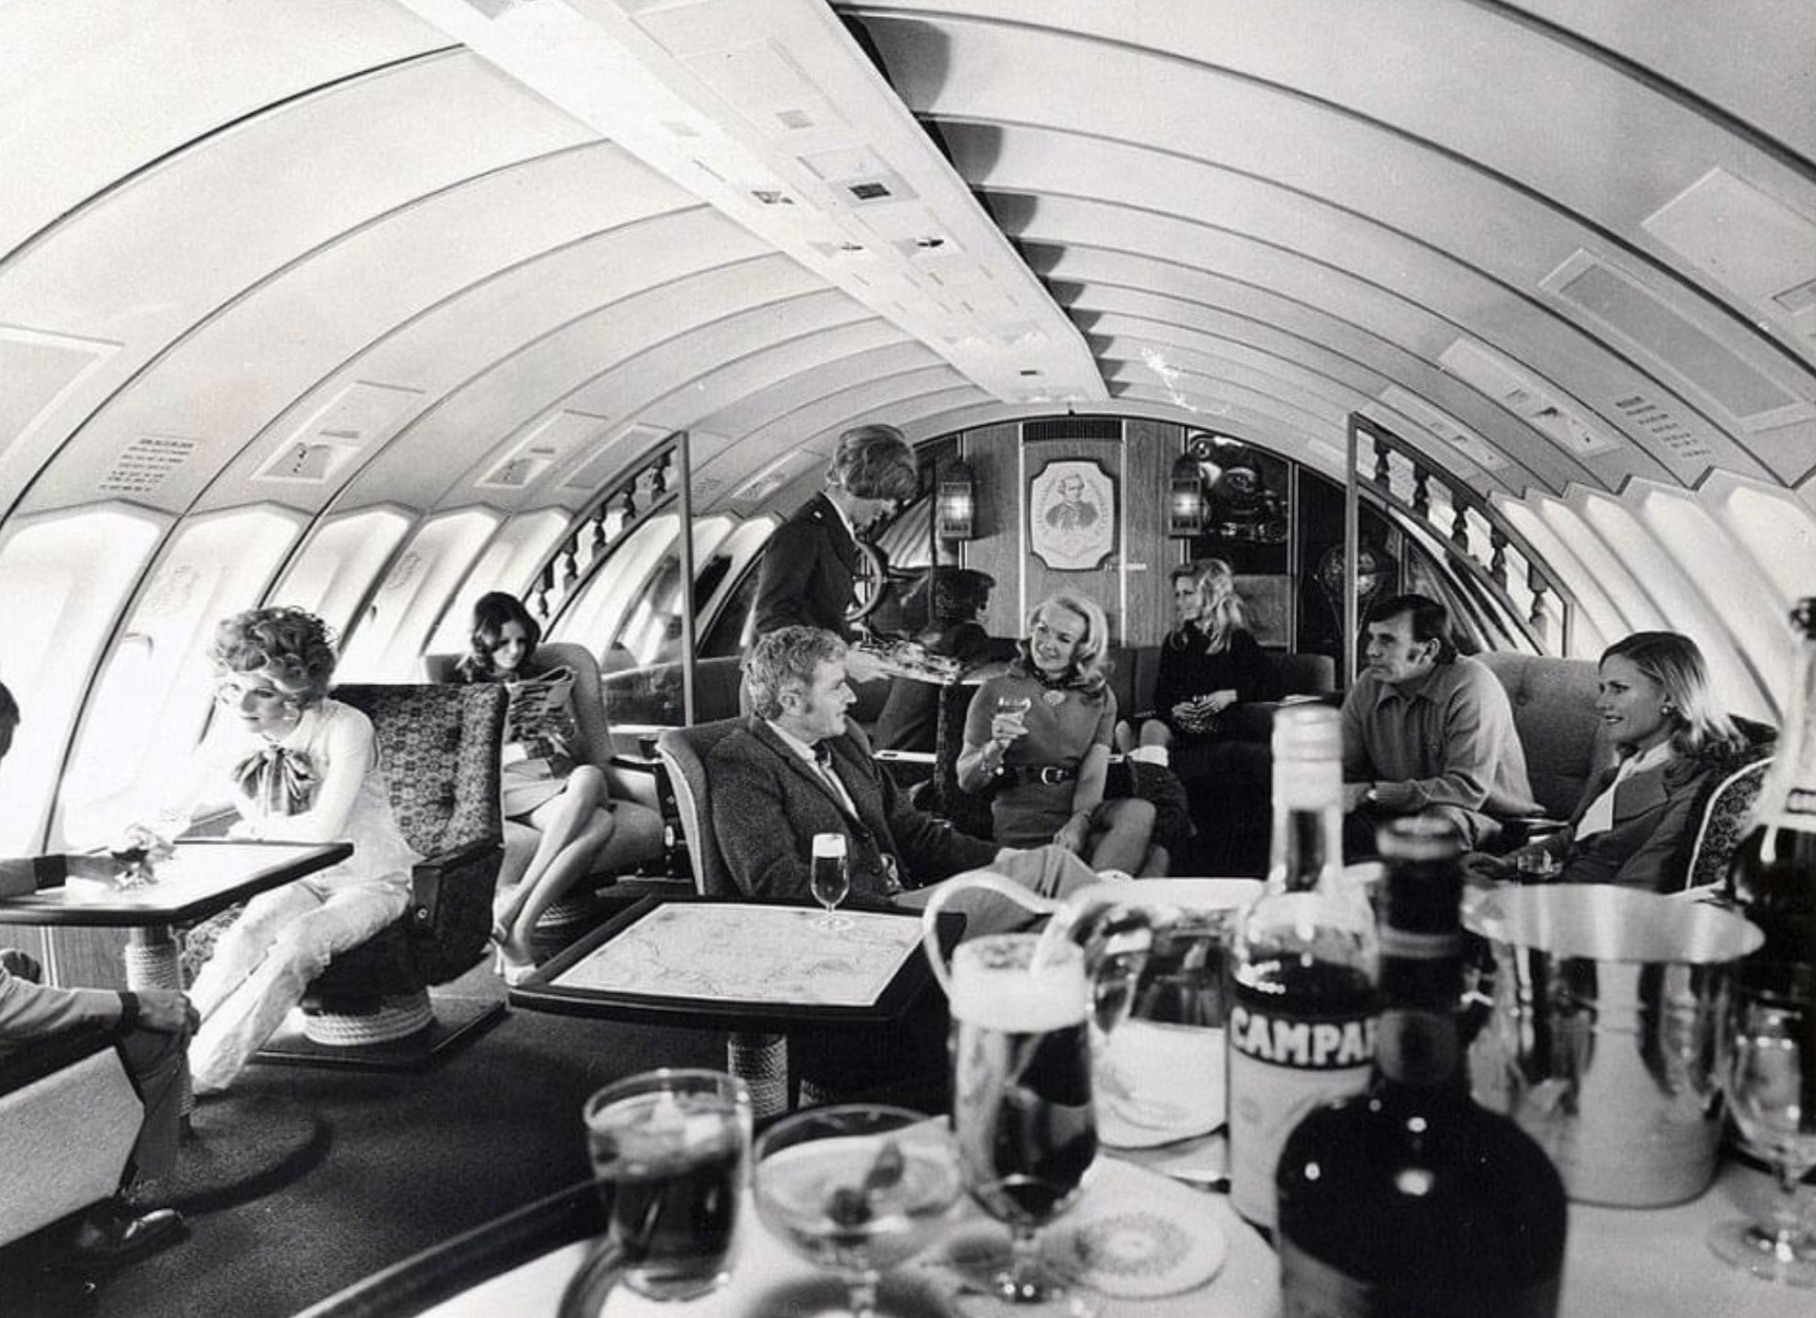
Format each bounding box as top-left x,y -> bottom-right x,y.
1097,1020 -> 1225,1149
924,1159 -> 1227,1307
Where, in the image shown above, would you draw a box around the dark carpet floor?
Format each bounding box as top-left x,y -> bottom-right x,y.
3,962 -> 723,1318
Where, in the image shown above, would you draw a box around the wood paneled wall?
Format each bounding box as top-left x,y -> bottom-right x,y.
960,418 -> 1186,649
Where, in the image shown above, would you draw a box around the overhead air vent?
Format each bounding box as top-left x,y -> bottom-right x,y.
1543,250 -> 1810,432
729,447 -> 818,506
0,325 -> 117,467
99,434 -> 197,495
1644,168 -> 1816,352
481,411 -> 609,492
258,381 -> 423,486
562,422 -> 671,492
1437,339 -> 1618,458
1376,387 -> 1508,471
1023,417 -> 1122,443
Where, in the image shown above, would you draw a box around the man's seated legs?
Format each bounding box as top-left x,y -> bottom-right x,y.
890,845 -> 1106,938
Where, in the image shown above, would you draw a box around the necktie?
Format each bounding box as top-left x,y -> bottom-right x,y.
811,742 -> 858,816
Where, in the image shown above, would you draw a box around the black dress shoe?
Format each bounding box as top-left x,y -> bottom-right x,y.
68,1203 -> 188,1268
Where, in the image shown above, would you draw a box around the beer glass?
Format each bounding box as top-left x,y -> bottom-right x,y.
559,1069 -> 752,1316
812,832 -> 853,930
948,933 -> 1097,1306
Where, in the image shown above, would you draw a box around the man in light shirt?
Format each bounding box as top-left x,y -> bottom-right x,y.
1339,595 -> 1540,853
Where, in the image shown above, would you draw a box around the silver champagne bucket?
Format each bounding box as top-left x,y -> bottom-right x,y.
1465,884 -> 1763,1206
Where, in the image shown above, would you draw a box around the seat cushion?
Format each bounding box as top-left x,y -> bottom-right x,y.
1476,652 -> 1608,819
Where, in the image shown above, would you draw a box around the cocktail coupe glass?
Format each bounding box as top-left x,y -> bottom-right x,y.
558,1069 -> 753,1318
753,1104 -> 963,1317
1709,964 -> 1816,1288
811,832 -> 853,931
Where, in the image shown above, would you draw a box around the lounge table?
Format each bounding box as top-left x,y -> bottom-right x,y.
0,838 -> 354,993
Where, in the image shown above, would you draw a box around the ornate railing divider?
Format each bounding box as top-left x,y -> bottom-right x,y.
523,434 -> 681,630
1351,415 -> 1576,656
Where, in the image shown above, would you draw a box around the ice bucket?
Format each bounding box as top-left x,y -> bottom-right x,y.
1465,884 -> 1763,1206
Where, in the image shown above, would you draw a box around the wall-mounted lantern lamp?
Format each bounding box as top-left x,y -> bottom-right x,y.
1169,453 -> 1206,536
937,457 -> 977,540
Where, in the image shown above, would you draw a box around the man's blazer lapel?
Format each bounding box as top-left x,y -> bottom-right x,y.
748,718 -> 864,824
807,492 -> 860,573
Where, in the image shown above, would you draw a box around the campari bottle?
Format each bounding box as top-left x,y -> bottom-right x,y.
1727,597 -> 1816,968
1276,818 -> 1568,1318
1227,705 -> 1378,1233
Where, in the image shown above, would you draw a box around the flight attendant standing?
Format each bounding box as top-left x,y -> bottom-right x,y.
751,423 -> 919,679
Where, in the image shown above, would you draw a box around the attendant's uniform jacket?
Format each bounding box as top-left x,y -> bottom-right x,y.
752,491 -> 864,639
709,720 -> 999,904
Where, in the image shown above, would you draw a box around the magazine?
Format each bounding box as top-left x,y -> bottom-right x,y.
503,665 -> 578,764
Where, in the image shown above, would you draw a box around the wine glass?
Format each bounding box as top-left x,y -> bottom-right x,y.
560,1069 -> 752,1316
754,1104 -> 962,1317
811,832 -> 853,931
995,694 -> 1033,748
1709,964 -> 1816,1288
949,933 -> 1098,1307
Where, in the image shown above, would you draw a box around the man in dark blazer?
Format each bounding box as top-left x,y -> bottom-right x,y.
711,628 -> 1103,935
751,424 -> 919,645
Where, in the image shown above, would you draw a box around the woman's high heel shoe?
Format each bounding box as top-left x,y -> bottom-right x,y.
490,925 -> 536,986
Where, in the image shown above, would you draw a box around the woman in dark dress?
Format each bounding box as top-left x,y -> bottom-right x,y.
1132,559 -> 1281,761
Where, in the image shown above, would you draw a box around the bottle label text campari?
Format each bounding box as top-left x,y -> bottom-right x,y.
1227,705 -> 1378,1232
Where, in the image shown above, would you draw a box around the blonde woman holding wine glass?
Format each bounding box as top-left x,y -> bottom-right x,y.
958,592 -> 1157,875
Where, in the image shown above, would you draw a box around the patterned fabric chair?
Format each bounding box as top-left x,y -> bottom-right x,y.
1680,730 -> 1776,895
291,683 -> 506,1050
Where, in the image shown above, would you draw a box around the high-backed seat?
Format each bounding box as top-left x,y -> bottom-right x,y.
654,718 -> 745,899
1683,744 -> 1775,894
1475,652 -> 1610,820
423,644 -> 666,922
655,717 -> 793,1115
284,682 -> 507,1054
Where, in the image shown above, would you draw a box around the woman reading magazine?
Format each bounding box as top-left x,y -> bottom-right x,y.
455,592 -> 635,982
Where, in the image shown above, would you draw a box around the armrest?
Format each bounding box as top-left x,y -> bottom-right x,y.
604,754 -> 661,813
0,1024 -> 117,1095
404,838 -> 503,982
1485,814 -> 1565,855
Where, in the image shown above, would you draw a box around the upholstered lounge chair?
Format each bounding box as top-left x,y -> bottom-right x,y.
0,1030 -> 140,1249
423,644 -> 667,935
242,682 -> 508,1065
655,717 -> 795,1117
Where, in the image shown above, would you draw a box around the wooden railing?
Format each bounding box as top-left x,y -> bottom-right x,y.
524,436 -> 680,629
1351,415 -> 1575,655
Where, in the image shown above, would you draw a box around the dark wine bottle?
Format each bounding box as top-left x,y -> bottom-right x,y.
1728,597 -> 1816,968
1276,818 -> 1568,1318
1227,705 -> 1378,1233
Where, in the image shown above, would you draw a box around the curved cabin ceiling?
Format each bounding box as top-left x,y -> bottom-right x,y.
0,3 -> 1812,673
